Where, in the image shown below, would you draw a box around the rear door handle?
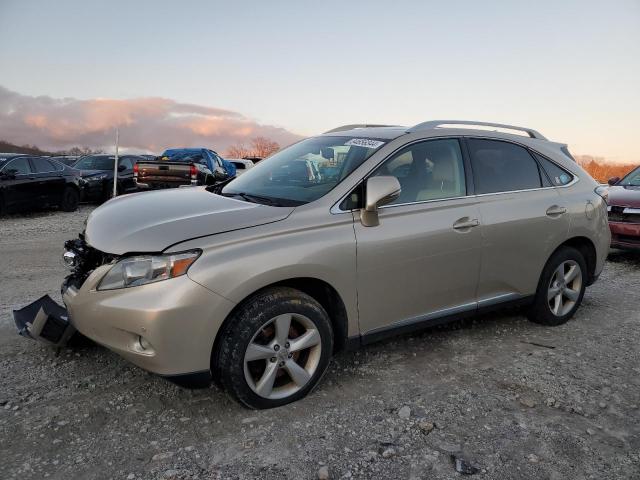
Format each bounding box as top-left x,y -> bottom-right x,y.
453,217 -> 480,230
546,205 -> 567,216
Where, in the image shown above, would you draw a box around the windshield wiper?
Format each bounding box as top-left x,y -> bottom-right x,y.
222,191 -> 305,207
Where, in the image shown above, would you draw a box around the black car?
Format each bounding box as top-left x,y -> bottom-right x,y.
0,156 -> 82,214
74,154 -> 143,202
50,155 -> 80,167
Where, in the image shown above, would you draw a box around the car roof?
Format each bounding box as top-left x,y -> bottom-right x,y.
319,120 -> 551,143
320,126 -> 408,140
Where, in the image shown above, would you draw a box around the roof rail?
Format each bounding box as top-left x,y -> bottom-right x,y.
406,120 -> 547,140
324,124 -> 398,134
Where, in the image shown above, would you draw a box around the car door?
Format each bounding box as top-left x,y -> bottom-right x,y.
353,138 -> 482,338
466,138 -> 570,304
1,157 -> 36,209
31,157 -> 65,204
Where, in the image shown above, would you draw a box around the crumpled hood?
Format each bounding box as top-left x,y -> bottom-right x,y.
85,187 -> 294,254
608,185 -> 640,208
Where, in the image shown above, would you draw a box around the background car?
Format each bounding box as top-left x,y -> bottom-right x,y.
134,148 -> 232,190
607,165 -> 640,249
0,156 -> 81,214
226,158 -> 254,176
74,154 -> 143,203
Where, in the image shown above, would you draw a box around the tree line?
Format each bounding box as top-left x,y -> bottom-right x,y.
225,136 -> 280,159
0,140 -> 104,156
575,155 -> 637,183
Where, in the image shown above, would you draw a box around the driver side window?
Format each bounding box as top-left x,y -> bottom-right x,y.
372,138 -> 466,205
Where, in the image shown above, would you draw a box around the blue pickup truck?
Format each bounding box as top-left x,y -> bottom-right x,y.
134,148 -> 236,190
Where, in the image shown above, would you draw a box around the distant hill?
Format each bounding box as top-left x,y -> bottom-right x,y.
0,140 -> 53,155
0,140 -> 104,156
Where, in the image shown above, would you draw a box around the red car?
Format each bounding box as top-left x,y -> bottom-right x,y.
607,166 -> 640,249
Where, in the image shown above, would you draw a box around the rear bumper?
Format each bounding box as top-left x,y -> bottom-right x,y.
62,266 -> 236,376
135,179 -> 198,189
609,221 -> 640,250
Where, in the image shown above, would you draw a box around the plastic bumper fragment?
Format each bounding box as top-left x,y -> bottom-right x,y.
13,295 -> 76,347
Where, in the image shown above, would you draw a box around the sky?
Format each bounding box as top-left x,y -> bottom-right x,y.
0,0 -> 639,161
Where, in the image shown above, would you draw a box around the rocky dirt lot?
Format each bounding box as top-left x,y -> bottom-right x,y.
1,207 -> 639,480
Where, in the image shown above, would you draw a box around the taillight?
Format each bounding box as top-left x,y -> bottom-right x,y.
133,163 -> 139,177
190,164 -> 197,177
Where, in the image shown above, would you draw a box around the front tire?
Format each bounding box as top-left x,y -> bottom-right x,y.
214,287 -> 334,409
527,246 -> 587,326
60,187 -> 79,212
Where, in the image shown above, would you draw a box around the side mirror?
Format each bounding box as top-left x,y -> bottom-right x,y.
607,176 -> 620,186
118,164 -> 126,172
0,171 -> 16,180
361,176 -> 401,227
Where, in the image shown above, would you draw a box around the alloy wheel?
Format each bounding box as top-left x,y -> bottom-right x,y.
547,259 -> 583,317
243,313 -> 322,400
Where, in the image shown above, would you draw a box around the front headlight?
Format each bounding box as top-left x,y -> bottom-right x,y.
97,250 -> 201,290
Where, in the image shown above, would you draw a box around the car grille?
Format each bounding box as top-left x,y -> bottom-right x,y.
63,235 -> 116,289
608,206 -> 640,224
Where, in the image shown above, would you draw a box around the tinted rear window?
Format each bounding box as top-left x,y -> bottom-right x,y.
75,156 -> 115,170
31,157 -> 59,173
468,139 -> 542,194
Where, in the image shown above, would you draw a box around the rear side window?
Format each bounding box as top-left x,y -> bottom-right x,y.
467,139 -> 542,194
533,153 -> 574,186
31,157 -> 57,173
3,157 -> 32,175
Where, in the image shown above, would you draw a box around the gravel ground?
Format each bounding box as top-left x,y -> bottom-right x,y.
1,207 -> 639,480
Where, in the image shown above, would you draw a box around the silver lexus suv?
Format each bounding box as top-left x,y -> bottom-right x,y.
61,120 -> 610,409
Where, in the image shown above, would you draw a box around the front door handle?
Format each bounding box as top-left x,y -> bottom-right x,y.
546,205 -> 567,217
453,217 -> 480,230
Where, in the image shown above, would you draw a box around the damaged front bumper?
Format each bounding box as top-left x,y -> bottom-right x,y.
13,294 -> 76,347
13,235 -> 236,388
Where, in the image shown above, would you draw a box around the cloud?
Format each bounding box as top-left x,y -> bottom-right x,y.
0,86 -> 302,153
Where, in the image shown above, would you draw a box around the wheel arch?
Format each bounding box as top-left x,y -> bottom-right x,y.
210,277 -> 350,373
552,236 -> 598,285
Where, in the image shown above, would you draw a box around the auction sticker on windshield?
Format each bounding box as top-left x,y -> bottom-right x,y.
345,138 -> 385,149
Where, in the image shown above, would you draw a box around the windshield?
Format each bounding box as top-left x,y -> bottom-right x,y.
220,136 -> 386,205
75,156 -> 115,170
619,166 -> 640,186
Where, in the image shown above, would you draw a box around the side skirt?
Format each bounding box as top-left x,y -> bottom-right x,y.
347,295 -> 534,349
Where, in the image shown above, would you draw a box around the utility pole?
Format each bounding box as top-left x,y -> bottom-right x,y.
113,128 -> 119,198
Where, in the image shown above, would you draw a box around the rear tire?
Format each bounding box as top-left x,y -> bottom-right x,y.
527,246 -> 587,326
214,287 -> 334,409
60,187 -> 79,212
